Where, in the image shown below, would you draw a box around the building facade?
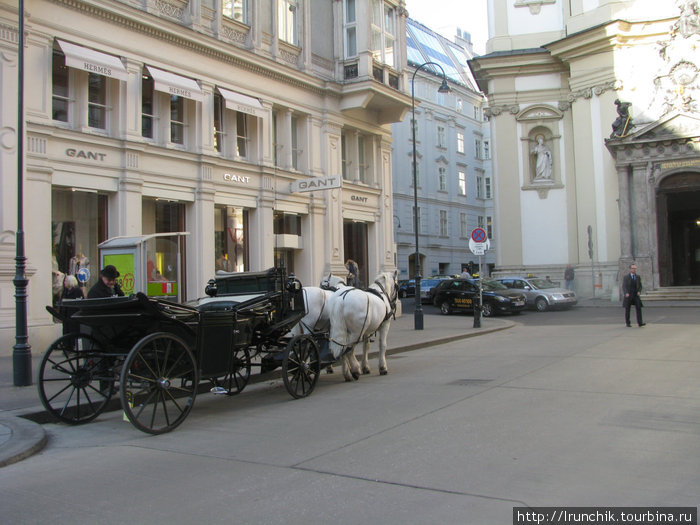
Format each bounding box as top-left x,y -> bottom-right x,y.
470,0 -> 700,297
0,0 -> 414,355
392,19 -> 494,281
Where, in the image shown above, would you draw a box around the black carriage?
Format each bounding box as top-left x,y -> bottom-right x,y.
39,268 -> 323,434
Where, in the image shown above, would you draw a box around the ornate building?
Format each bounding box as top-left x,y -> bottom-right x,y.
470,0 -> 700,297
0,0 -> 413,355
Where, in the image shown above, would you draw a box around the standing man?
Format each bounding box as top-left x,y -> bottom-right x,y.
564,264 -> 575,291
622,263 -> 645,327
88,265 -> 125,298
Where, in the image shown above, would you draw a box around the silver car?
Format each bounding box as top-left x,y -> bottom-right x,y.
495,276 -> 577,312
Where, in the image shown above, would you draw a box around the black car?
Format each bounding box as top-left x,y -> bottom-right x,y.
431,278 -> 527,317
398,279 -> 415,298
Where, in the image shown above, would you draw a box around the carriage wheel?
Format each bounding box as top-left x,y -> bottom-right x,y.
218,347 -> 252,396
38,333 -> 114,424
120,333 -> 198,434
282,334 -> 320,399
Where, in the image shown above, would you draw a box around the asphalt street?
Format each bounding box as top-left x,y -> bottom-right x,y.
1,303 -> 699,524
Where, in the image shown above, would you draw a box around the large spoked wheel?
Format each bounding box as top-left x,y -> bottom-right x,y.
38,333 -> 114,425
120,333 -> 198,435
216,347 -> 252,396
282,334 -> 320,399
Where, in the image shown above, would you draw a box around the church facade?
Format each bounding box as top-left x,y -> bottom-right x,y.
470,0 -> 700,297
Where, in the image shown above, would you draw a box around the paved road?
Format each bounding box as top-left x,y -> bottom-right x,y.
1,305 -> 699,524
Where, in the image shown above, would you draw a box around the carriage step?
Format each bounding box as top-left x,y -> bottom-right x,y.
210,386 -> 229,395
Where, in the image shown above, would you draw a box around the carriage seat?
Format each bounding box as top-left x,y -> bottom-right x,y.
195,294 -> 264,312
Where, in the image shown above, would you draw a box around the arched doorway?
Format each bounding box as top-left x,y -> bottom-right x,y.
656,172 -> 700,286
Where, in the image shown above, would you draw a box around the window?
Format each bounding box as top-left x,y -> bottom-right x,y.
87,73 -> 107,129
274,211 -> 302,235
476,174 -> 483,199
142,73 -> 155,139
485,177 -> 492,199
438,167 -> 447,191
278,0 -> 298,46
484,140 -> 490,159
439,210 -> 448,236
344,0 -> 357,57
358,135 -> 367,183
487,216 -> 493,239
475,138 -> 482,159
236,112 -> 248,158
478,215 -> 485,229
170,96 -> 185,145
52,48 -> 69,122
473,105 -> 480,120
341,132 -> 348,180
456,98 -> 463,113
410,117 -> 419,139
215,206 -> 248,273
291,115 -> 299,170
370,0 -> 395,67
457,132 -> 464,154
411,157 -> 421,187
413,206 -> 422,234
213,93 -> 225,152
223,0 -> 246,23
458,170 -> 466,196
437,125 -> 446,148
460,213 -> 468,238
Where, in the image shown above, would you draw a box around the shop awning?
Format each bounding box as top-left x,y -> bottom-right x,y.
56,40 -> 128,81
146,66 -> 203,102
217,87 -> 265,117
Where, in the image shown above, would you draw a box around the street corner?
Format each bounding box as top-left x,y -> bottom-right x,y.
0,416 -> 47,468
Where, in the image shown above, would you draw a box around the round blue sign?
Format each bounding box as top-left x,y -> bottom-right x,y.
471,228 -> 487,243
77,267 -> 91,283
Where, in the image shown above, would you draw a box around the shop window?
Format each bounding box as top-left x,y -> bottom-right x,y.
52,48 -> 69,122
214,93 -> 255,159
273,212 -> 302,235
215,206 -> 248,273
142,199 -> 187,294
51,189 -> 108,308
278,0 -> 298,46
223,0 -> 247,23
142,73 -> 155,139
170,96 -> 185,145
236,112 -> 248,158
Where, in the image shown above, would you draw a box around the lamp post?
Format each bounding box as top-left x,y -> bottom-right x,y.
14,0 -> 32,386
411,62 -> 450,330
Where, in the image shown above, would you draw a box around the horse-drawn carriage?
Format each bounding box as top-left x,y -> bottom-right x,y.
39,268 -> 326,434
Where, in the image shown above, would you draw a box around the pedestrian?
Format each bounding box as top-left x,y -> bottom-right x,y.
59,274 -> 84,334
460,267 -> 470,279
622,263 -> 645,327
345,259 -> 359,287
88,265 -> 125,298
564,264 -> 575,291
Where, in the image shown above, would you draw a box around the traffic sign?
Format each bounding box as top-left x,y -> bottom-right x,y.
469,237 -> 490,255
471,228 -> 487,243
76,267 -> 91,283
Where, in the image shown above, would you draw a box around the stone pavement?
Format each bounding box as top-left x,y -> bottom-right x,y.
0,301 -> 512,468
2,294 -> 698,468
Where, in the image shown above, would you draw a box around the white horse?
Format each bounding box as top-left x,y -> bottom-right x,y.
328,270 -> 399,381
289,274 -> 347,337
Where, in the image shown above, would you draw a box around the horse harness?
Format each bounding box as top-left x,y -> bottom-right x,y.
331,278 -> 398,351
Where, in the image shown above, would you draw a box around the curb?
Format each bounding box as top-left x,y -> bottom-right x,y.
0,416 -> 47,468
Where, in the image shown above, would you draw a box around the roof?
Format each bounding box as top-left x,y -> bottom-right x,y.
406,18 -> 480,91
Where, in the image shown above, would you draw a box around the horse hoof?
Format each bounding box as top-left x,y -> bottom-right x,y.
344,377 -> 353,382
352,372 -> 360,380
362,368 -> 371,375
379,368 -> 388,376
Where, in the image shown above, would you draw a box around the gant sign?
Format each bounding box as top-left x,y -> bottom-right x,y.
290,175 -> 342,193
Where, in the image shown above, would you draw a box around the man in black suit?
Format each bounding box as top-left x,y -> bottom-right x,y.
622,263 -> 645,327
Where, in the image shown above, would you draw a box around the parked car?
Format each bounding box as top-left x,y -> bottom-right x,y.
494,276 -> 577,311
431,278 -> 527,317
398,279 -> 415,298
419,278 -> 447,304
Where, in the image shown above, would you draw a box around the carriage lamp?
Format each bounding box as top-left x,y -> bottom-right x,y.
411,62 -> 450,330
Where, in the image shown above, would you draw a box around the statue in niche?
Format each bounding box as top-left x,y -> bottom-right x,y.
531,135 -> 553,181
610,99 -> 633,138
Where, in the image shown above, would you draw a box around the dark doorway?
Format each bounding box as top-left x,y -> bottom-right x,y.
343,221 -> 368,287
656,173 -> 700,286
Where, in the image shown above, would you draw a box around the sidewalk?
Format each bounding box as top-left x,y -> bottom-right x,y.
0,307 -> 511,467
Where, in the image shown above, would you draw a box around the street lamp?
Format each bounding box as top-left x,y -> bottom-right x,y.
13,0 -> 32,386
411,61 -> 450,330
